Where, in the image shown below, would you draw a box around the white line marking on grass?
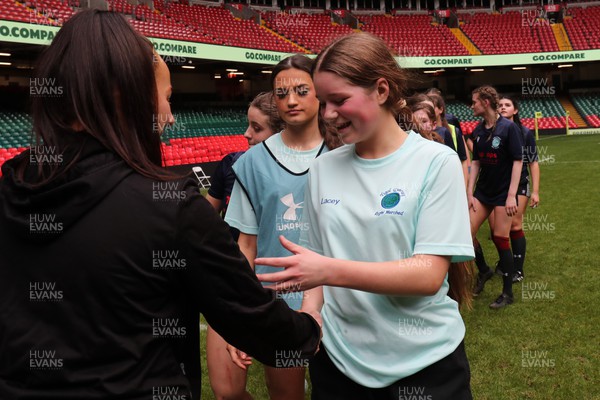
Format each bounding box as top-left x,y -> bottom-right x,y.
545,160 -> 600,164
537,135 -> 566,141
200,323 -> 207,331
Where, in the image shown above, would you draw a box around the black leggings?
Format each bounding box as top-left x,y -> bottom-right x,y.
309,341 -> 472,400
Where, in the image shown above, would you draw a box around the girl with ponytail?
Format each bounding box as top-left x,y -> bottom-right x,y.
255,33 -> 474,399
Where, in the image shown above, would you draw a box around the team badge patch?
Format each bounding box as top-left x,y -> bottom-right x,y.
381,192 -> 401,209
492,136 -> 501,149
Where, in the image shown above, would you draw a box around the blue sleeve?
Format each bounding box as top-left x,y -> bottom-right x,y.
525,129 -> 538,162
224,152 -> 258,235
452,122 -> 463,138
454,127 -> 467,161
208,155 -> 230,199
472,128 -> 481,161
441,127 -> 453,150
507,122 -> 524,160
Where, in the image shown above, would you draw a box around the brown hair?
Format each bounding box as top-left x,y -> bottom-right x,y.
472,85 -> 499,110
448,262 -> 474,309
314,33 -> 473,308
408,102 -> 443,144
313,33 -> 413,131
16,10 -> 177,187
271,54 -> 342,150
427,93 -> 451,132
407,93 -> 434,110
250,91 -> 285,134
425,87 -> 442,96
412,100 -> 474,308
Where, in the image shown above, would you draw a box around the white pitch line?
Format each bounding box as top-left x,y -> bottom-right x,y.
542,160 -> 600,164
536,135 -> 566,141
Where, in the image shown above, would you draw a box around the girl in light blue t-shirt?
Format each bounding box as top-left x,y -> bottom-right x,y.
257,33 -> 475,400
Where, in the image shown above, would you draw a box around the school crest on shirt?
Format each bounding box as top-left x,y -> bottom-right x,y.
491,136 -> 501,149
375,188 -> 406,217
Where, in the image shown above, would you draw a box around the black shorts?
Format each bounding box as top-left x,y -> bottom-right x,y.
517,182 -> 531,198
309,342 -> 472,400
474,188 -> 512,207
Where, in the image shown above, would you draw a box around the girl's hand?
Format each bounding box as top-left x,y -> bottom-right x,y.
468,194 -> 476,212
505,196 -> 518,216
255,236 -> 330,292
530,193 -> 539,208
226,344 -> 253,370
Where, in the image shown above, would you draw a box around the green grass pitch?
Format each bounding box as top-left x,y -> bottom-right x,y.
199,134 -> 600,400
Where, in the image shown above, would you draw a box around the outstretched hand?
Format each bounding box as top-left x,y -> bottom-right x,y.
255,236 -> 330,292
227,344 -> 253,370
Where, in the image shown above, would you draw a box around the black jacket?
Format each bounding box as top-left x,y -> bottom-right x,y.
0,135 -> 319,399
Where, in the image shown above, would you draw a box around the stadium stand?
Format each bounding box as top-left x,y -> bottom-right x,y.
0,0 -> 34,23
563,6 -> 600,50
571,93 -> 600,127
161,110 -> 248,164
1,4 -> 599,171
0,111 -> 30,176
360,14 -> 469,56
460,11 -> 559,54
158,3 -> 301,52
262,10 -> 354,53
0,109 -> 250,173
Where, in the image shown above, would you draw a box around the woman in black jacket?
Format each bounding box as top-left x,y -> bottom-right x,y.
0,10 -> 320,399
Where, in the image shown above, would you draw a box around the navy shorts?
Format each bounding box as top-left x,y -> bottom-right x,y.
309,342 -> 472,400
474,189 -> 515,207
517,182 -> 531,198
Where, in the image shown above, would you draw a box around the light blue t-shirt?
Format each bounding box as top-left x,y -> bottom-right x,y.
225,132 -> 326,310
300,132 -> 474,387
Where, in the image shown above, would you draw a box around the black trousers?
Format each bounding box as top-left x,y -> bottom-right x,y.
309,341 -> 472,400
